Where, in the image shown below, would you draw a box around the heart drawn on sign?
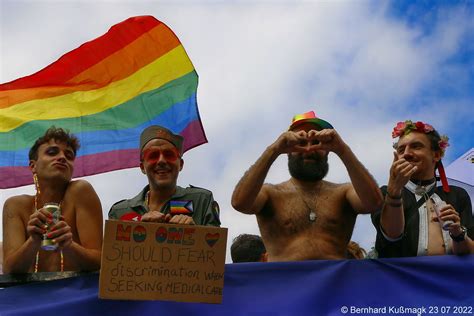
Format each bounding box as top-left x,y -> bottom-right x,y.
205,233 -> 220,247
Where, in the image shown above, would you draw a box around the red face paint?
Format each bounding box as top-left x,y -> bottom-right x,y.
143,147 -> 179,164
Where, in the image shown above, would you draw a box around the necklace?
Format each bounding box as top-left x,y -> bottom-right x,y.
410,178 -> 436,196
408,180 -> 436,214
34,194 -> 64,273
290,179 -> 320,222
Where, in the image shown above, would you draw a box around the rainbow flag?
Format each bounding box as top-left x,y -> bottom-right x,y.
169,200 -> 193,215
0,16 -> 207,189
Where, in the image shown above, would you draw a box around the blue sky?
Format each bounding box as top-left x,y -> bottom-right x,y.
386,0 -> 474,162
1,0 -> 473,261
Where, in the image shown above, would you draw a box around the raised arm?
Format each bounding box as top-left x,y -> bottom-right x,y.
232,130 -> 308,214
380,152 -> 417,238
307,129 -> 383,213
52,180 -> 103,271
2,197 -> 45,273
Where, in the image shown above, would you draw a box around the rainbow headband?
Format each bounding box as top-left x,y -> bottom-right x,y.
392,120 -> 450,192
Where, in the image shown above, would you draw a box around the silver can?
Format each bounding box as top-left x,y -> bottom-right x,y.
41,202 -> 61,251
431,195 -> 453,231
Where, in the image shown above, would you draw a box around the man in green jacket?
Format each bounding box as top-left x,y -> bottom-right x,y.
109,125 -> 220,227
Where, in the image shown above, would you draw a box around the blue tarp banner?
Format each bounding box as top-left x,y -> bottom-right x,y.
1,255 -> 473,316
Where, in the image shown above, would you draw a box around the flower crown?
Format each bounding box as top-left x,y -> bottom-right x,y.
392,120 -> 450,157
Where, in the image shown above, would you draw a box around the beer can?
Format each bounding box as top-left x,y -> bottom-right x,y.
41,202 -> 61,251
431,196 -> 453,231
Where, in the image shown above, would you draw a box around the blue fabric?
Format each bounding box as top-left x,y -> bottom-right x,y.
1,255 -> 473,316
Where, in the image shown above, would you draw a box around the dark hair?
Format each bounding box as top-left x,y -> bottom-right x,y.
29,127 -> 80,160
231,234 -> 266,263
395,129 -> 443,154
425,129 -> 442,153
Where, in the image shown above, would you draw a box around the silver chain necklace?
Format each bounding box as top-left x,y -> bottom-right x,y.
290,179 -> 320,222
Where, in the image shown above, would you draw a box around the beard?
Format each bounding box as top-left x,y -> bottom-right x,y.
288,152 -> 329,181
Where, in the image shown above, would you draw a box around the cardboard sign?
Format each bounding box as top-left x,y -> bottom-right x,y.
99,220 -> 227,303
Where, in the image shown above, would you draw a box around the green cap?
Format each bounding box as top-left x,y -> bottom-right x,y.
139,125 -> 184,155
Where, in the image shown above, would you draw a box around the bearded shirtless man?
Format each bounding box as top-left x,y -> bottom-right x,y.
232,111 -> 383,261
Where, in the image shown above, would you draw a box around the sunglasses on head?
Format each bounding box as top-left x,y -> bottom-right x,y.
142,148 -> 180,163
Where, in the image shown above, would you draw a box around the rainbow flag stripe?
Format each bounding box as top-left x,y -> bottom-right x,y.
0,16 -> 207,189
170,200 -> 193,215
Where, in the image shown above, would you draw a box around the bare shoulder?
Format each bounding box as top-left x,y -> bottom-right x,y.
67,179 -> 96,193
3,195 -> 33,218
4,195 -> 33,210
263,181 -> 296,207
323,181 -> 359,214
64,180 -> 101,210
264,181 -> 292,195
322,181 -> 352,193
321,181 -> 355,207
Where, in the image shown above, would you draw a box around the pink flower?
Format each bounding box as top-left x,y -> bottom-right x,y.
423,124 -> 434,133
439,136 -> 449,149
391,120 -> 444,146
415,121 -> 425,132
396,121 -> 406,130
392,121 -> 406,138
438,135 -> 449,157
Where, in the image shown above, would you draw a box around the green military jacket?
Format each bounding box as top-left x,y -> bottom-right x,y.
108,185 -> 220,226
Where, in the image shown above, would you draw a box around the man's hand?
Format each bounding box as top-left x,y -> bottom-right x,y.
141,211 -> 171,223
169,215 -> 195,225
306,129 -> 347,156
432,204 -> 473,255
387,152 -> 417,197
26,208 -> 50,242
432,204 -> 461,234
272,130 -> 312,155
47,216 -> 73,249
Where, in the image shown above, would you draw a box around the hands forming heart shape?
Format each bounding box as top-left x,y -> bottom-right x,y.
293,130 -> 335,152
291,130 -> 323,153
276,128 -> 345,156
